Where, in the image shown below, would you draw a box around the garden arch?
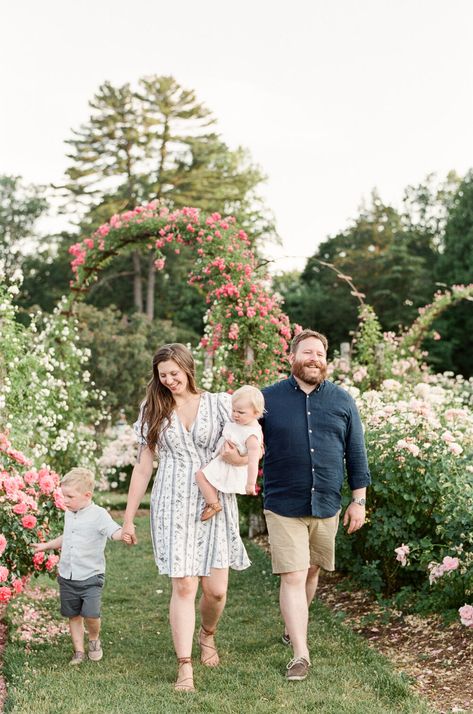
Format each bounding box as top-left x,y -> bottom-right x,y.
67,202 -> 295,391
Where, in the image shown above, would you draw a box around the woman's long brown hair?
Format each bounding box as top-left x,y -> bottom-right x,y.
141,343 -> 200,450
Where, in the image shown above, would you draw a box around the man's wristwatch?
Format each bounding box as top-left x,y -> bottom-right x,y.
351,497 -> 366,506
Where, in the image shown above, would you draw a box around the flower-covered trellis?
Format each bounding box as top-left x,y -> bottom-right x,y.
68,202 -> 297,390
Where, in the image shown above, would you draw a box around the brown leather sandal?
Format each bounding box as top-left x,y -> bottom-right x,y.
199,625 -> 219,667
201,501 -> 222,521
174,656 -> 195,692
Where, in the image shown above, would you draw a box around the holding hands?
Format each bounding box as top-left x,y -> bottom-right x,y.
122,522 -> 137,546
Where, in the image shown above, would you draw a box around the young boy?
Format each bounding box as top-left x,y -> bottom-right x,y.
32,467 -> 124,665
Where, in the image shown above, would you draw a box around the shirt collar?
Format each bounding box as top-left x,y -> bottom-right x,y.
288,374 -> 325,394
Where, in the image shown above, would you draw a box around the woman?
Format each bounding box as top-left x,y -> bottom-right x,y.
122,344 -> 250,692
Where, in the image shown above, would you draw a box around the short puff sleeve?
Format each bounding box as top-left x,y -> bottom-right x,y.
133,403 -> 148,446
216,392 -> 232,429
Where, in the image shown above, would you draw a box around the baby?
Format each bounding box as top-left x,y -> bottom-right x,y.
196,385 -> 264,520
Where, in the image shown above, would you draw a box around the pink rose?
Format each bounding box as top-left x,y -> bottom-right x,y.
0,587 -> 12,603
21,515 -> 37,529
0,566 -> 9,582
53,488 -> 66,511
23,470 -> 39,485
38,471 -> 56,494
33,552 -> 45,569
459,604 -> 473,628
13,502 -> 28,515
11,578 -> 23,594
448,442 -> 463,456
45,554 -> 60,572
0,534 -> 7,556
442,556 -> 459,571
394,544 -> 410,567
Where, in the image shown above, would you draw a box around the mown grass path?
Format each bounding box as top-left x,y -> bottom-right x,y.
4,517 -> 434,713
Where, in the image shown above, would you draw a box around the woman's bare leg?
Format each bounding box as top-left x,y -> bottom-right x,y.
199,567 -> 229,666
170,576 -> 199,688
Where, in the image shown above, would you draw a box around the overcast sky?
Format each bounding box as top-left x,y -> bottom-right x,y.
1,0 -> 472,272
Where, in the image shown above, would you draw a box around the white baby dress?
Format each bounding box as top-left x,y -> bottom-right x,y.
202,420 -> 263,494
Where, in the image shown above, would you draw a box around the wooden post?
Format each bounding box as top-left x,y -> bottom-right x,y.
245,344 -> 254,366
340,342 -> 351,371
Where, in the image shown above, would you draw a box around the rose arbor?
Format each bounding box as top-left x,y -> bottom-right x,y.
68,203 -> 295,390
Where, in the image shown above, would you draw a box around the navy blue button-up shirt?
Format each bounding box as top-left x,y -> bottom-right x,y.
261,376 -> 370,518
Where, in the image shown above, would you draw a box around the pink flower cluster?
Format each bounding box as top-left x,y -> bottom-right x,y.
428,555 -> 460,584
394,543 -> 410,567
0,432 -> 64,603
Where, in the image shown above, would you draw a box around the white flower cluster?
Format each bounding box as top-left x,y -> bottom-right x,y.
0,282 -> 108,473
97,423 -> 138,491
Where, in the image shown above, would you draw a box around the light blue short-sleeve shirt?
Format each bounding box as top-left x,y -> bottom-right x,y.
58,503 -> 121,580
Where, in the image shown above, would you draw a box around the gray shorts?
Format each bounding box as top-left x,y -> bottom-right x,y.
58,574 -> 105,618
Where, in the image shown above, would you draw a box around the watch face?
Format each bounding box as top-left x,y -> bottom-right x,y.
353,498 -> 366,506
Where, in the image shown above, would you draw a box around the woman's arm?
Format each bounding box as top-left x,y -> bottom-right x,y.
245,435 -> 261,495
122,447 -> 155,545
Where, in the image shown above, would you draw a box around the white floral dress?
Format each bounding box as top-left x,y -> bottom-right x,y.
134,391 -> 250,578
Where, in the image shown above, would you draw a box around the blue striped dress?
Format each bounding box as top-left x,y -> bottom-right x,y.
134,391 -> 250,577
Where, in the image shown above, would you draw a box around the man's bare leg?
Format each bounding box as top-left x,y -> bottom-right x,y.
280,570 -> 310,661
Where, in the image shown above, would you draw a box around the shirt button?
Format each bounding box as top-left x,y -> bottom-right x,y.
309,429 -> 312,433
311,448 -> 314,452
307,411 -> 311,415
311,488 -> 315,492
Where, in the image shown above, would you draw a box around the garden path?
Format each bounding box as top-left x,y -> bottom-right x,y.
2,517 -> 435,714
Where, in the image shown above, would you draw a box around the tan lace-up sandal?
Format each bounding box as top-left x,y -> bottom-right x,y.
199,625 -> 219,667
174,656 -> 195,692
200,501 -> 222,521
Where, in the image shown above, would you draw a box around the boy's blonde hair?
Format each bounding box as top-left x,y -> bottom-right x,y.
61,467 -> 95,493
231,385 -> 265,418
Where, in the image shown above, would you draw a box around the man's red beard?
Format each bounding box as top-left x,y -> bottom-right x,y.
292,359 -> 328,385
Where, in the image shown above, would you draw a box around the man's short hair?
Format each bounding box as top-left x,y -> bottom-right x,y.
61,467 -> 95,493
290,329 -> 328,354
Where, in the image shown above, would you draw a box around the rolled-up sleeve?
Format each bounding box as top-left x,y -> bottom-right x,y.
345,400 -> 371,490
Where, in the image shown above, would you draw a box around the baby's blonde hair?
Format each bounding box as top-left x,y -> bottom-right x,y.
231,385 -> 265,418
61,467 -> 95,493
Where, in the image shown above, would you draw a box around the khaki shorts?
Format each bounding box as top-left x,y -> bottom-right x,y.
264,509 -> 340,574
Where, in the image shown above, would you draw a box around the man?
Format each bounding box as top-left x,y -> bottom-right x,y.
261,329 -> 370,681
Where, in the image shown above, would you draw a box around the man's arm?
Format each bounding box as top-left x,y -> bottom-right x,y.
344,398 -> 370,534
343,487 -> 366,534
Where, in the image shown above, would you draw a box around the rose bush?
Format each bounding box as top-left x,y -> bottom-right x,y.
0,433 -> 65,603
334,368 -> 473,621
0,276 -> 107,473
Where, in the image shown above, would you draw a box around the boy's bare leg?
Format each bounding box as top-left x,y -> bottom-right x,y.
69,616 -> 85,652
195,470 -> 219,504
85,616 -> 101,640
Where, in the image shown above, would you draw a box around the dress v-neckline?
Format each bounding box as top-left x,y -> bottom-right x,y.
174,393 -> 204,433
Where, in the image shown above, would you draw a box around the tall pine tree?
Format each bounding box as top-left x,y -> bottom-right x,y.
62,75 -> 271,320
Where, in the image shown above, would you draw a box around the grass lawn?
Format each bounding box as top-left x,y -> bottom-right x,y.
3,516 -> 435,714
